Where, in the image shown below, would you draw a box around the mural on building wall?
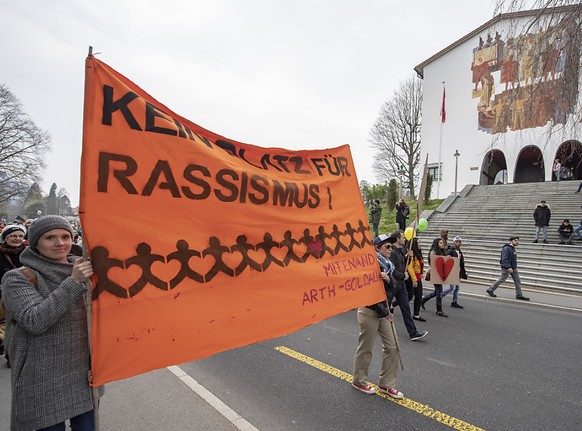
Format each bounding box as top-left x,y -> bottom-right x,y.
471,18 -> 580,134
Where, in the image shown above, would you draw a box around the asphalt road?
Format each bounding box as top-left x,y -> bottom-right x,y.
1,292 -> 581,430
180,295 -> 582,431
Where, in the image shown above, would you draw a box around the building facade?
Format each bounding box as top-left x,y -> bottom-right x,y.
415,6 -> 581,198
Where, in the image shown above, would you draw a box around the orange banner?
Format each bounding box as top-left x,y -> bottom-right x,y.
80,56 -> 385,386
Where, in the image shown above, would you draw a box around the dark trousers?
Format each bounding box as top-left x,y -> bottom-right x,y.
38,410 -> 95,431
392,282 -> 418,337
406,278 -> 424,316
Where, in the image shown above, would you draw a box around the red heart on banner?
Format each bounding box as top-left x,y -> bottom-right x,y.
435,256 -> 455,281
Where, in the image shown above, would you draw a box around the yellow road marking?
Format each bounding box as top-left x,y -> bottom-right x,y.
274,345 -> 485,431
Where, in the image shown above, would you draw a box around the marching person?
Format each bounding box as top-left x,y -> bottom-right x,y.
487,236 -> 530,301
421,237 -> 449,317
2,215 -> 103,431
441,236 -> 468,308
351,234 -> 404,399
406,237 -> 427,322
390,231 -> 428,341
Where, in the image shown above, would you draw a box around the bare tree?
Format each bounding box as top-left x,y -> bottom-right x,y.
370,75 -> 422,198
0,84 -> 50,204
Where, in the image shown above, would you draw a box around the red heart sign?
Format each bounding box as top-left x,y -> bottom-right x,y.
435,256 -> 455,281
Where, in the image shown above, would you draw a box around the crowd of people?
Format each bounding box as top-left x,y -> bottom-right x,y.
356,191 -> 582,399
352,225 -> 470,399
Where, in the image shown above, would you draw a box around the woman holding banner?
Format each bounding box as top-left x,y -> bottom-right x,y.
2,216 -> 101,431
420,237 -> 449,317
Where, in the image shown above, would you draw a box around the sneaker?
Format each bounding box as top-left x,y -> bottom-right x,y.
486,289 -> 497,298
516,295 -> 530,301
542,240 -> 548,244
410,331 -> 428,341
559,241 -> 565,244
413,315 -> 426,322
352,383 -> 376,394
532,240 -> 538,243
436,310 -> 449,317
378,386 -> 404,399
451,302 -> 464,309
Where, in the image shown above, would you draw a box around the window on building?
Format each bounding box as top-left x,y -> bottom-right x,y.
427,163 -> 442,181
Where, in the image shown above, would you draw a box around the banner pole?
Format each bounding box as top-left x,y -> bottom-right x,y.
82,49 -> 100,430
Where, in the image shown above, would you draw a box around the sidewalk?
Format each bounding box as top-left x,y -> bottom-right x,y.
458,282 -> 582,314
0,365 -> 246,431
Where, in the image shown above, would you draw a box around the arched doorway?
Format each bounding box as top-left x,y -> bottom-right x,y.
514,145 -> 544,183
554,140 -> 582,181
480,150 -> 508,185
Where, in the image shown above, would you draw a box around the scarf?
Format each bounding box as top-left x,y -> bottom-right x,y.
376,251 -> 395,274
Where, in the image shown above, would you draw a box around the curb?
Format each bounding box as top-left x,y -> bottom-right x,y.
462,291 -> 582,314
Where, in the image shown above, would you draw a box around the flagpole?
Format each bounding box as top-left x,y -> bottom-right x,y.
437,82 -> 445,199
83,46 -> 100,431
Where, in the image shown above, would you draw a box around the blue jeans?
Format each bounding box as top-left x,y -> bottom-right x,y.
422,284 -> 443,311
442,284 -> 460,302
575,225 -> 582,239
535,225 -> 548,241
38,410 -> 95,431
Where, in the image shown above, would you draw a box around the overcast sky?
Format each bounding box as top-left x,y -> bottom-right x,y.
2,0 -> 495,206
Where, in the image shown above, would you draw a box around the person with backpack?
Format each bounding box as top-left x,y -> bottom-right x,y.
395,199 -> 409,231
2,216 -> 103,431
487,236 -> 530,301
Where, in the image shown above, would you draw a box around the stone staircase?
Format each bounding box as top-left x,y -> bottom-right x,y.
416,181 -> 582,295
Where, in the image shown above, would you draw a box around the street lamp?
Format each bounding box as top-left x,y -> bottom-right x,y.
453,150 -> 460,195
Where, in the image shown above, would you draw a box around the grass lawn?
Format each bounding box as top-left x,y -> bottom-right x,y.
373,198 -> 444,236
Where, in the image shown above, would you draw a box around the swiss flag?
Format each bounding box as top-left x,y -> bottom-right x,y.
441,86 -> 446,123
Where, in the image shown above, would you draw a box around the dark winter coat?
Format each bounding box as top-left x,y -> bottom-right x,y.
0,244 -> 26,281
558,222 -> 573,238
499,243 -> 518,270
370,204 -> 382,224
388,246 -> 408,287
533,204 -> 551,227
395,203 -> 409,225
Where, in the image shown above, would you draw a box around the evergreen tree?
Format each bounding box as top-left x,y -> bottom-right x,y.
47,183 -> 57,215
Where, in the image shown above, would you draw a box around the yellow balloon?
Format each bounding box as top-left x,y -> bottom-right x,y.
404,227 -> 416,240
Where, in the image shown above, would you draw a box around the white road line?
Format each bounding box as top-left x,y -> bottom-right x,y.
167,365 -> 259,431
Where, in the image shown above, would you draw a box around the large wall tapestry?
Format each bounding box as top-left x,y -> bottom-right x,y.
471,17 -> 580,134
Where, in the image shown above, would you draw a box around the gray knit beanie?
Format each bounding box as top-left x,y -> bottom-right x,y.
28,215 -> 74,249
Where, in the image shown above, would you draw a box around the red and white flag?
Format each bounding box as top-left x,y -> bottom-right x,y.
441,86 -> 446,123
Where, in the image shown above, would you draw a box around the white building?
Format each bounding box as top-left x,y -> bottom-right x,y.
415,6 -> 581,198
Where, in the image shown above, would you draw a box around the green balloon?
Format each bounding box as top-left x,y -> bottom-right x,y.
418,218 -> 428,232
